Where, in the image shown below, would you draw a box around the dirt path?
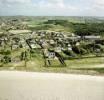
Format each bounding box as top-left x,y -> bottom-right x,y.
0,71 -> 104,100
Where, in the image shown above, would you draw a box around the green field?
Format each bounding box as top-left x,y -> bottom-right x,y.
0,55 -> 104,75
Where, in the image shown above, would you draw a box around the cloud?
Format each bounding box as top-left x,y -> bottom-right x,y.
45,0 -> 64,4
81,0 -> 104,16
37,0 -> 78,11
0,0 -> 104,16
0,0 -> 31,4
32,0 -> 79,16
93,0 -> 104,10
0,0 -> 33,15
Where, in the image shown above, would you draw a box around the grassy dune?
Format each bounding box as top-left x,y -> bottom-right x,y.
0,56 -> 104,75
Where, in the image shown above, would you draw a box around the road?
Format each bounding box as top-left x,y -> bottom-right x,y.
0,71 -> 104,100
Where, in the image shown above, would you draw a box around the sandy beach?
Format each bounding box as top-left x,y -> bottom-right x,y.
0,71 -> 104,100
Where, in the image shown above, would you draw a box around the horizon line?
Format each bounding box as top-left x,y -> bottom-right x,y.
0,15 -> 104,17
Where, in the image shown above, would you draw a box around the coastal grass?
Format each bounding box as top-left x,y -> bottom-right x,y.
0,56 -> 104,75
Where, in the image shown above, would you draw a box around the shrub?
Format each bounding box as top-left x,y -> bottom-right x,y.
63,50 -> 77,57
80,48 -> 87,55
72,46 -> 87,55
95,44 -> 104,52
72,46 -> 80,54
0,50 -> 11,55
1,56 -> 11,63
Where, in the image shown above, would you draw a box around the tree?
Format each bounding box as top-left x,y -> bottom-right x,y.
20,51 -> 28,67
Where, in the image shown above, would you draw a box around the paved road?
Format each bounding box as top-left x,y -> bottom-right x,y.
0,71 -> 104,100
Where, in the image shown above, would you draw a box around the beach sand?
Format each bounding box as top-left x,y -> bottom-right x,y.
0,71 -> 104,100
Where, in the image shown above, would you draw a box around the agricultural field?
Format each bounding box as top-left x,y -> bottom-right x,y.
0,16 -> 104,75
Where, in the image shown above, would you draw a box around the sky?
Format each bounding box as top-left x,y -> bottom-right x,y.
0,0 -> 104,16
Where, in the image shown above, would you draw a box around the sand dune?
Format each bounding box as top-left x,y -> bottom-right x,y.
0,71 -> 104,100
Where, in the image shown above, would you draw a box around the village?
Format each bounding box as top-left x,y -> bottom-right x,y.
0,19 -> 103,67
1,0 -> 104,100
0,17 -> 104,75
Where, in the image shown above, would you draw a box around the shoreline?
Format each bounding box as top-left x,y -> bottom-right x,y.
0,70 -> 104,79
